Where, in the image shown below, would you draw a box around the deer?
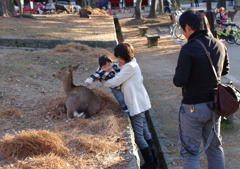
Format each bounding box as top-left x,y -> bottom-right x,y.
227,6 -> 239,22
53,64 -> 101,119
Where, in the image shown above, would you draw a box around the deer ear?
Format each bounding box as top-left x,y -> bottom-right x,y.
72,64 -> 80,71
66,65 -> 72,72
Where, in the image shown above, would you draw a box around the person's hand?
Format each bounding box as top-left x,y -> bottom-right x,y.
85,82 -> 91,86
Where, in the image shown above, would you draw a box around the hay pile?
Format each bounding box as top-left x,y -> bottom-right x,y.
82,6 -> 108,16
0,130 -> 69,160
45,96 -> 66,119
17,153 -> 73,169
0,108 -> 22,119
54,42 -> 114,59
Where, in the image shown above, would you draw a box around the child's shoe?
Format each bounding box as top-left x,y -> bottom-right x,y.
121,106 -> 129,113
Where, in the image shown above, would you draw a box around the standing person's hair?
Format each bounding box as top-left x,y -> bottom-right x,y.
114,42 -> 134,63
179,10 -> 201,32
197,12 -> 213,37
98,55 -> 112,67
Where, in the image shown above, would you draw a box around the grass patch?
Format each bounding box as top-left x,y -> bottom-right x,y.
221,117 -> 235,130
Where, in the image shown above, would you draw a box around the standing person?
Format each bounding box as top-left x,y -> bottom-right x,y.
173,10 -> 230,169
190,0 -> 194,7
163,0 -> 172,13
197,12 -> 213,37
194,0 -> 199,7
85,55 -> 129,113
104,42 -> 156,169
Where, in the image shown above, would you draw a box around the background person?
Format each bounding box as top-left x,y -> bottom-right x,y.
164,0 -> 172,13
197,12 -> 213,37
104,42 -> 156,169
216,7 -> 228,24
173,10 -> 229,169
194,0 -> 199,7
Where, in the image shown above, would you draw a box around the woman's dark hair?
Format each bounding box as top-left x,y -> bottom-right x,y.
179,10 -> 200,32
98,55 -> 112,67
114,42 -> 134,63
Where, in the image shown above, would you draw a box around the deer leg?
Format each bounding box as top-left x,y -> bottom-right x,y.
73,111 -> 86,118
67,109 -> 74,119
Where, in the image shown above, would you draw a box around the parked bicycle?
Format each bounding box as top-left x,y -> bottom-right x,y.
215,22 -> 240,45
169,9 -> 184,39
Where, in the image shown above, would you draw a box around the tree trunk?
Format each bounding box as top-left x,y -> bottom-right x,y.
217,0 -> 226,9
148,0 -> 157,18
172,0 -> 180,10
158,0 -> 164,14
16,0 -> 21,14
0,0 -> 15,16
78,0 -> 87,7
135,0 -> 143,20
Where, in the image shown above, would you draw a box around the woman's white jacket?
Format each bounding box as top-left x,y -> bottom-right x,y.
104,58 -> 151,116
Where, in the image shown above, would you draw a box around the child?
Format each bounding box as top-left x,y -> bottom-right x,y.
85,55 -> 129,113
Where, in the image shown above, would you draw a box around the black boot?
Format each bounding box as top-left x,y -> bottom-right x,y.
140,147 -> 156,169
146,139 -> 158,166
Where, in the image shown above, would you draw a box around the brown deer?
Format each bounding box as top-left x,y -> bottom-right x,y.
53,64 -> 101,119
227,7 -> 239,22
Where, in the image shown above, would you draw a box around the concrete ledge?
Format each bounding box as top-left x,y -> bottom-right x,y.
124,115 -> 141,169
146,109 -> 174,169
0,38 -> 118,49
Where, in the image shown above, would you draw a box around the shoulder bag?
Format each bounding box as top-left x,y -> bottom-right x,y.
196,39 -> 240,117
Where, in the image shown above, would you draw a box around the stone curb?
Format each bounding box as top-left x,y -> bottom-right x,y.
0,38 -> 118,49
124,115 -> 141,169
146,109 -> 176,169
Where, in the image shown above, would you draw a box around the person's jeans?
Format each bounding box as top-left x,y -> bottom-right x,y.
130,112 -> 152,149
178,102 -> 225,169
164,7 -> 171,13
111,88 -> 126,108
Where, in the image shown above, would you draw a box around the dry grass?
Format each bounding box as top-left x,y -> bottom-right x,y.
54,42 -> 92,53
0,42 -> 130,168
0,130 -> 69,160
44,96 -> 66,120
1,153 -> 73,169
0,109 -> 22,119
82,6 -> 108,15
0,88 -> 128,168
54,42 -> 114,60
20,153 -> 73,169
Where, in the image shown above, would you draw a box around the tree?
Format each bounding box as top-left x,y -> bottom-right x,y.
217,0 -> 226,9
16,0 -> 22,14
135,0 -> 143,20
172,0 -> 180,10
0,0 -> 15,16
76,0 -> 87,7
158,0 -> 164,14
148,0 -> 157,18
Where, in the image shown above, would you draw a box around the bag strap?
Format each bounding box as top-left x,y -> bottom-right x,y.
195,39 -> 220,83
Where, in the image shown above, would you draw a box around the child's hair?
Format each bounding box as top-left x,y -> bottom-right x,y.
98,55 -> 113,67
